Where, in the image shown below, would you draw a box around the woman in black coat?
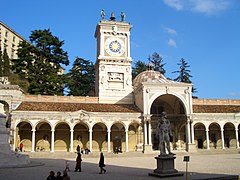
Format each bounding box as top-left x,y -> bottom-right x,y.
75,153 -> 82,172
98,152 -> 106,174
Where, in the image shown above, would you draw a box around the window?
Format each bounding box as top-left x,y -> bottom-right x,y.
13,36 -> 16,42
5,31 -> 8,37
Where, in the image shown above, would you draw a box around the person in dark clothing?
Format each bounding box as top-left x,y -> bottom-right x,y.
47,171 -> 56,180
56,171 -> 63,180
98,152 -> 106,174
76,145 -> 80,154
75,153 -> 82,172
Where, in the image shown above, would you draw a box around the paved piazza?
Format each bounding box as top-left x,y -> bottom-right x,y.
0,150 -> 239,180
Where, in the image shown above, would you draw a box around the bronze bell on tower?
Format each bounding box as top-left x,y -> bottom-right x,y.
110,12 -> 116,21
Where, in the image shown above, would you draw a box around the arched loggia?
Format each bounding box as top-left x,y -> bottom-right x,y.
150,94 -> 187,151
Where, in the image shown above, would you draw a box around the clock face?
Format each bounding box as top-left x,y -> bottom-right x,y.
105,37 -> 125,56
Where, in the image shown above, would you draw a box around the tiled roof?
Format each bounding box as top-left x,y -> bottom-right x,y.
16,102 -> 142,113
193,105 -> 240,113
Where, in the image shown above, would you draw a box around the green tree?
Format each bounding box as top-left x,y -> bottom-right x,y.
13,29 -> 69,95
172,58 -> 197,93
132,60 -> 146,79
67,57 -> 95,96
2,48 -> 11,76
149,52 -> 166,75
8,73 -> 29,93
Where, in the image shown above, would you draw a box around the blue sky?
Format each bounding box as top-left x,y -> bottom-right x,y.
1,0 -> 240,99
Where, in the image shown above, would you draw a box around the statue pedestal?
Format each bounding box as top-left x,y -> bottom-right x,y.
143,144 -> 153,154
149,155 -> 184,178
0,113 -> 30,168
0,113 -> 11,155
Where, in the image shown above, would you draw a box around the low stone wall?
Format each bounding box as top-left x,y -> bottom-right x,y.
193,98 -> 240,105
23,95 -> 99,103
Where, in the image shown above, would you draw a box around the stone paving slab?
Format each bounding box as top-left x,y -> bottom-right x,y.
0,150 -> 239,180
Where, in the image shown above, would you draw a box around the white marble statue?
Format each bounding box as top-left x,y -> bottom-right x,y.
156,112 -> 175,156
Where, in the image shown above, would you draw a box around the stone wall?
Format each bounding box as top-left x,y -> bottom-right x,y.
23,95 -> 99,103
193,98 -> 240,105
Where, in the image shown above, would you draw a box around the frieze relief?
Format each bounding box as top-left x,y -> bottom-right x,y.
108,72 -> 123,82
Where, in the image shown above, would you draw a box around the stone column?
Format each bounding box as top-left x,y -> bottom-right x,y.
12,129 -> 16,151
148,122 -> 152,146
187,119 -> 191,144
144,121 -> 147,145
70,129 -> 74,152
206,129 -> 210,149
89,129 -> 93,152
51,130 -> 55,152
31,129 -> 36,152
221,127 -> 225,149
235,128 -> 239,149
125,130 -> 129,152
191,122 -> 195,144
107,128 -> 111,152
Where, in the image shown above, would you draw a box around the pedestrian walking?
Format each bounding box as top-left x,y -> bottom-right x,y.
98,152 -> 106,174
76,145 -> 80,154
74,153 -> 82,172
65,160 -> 70,172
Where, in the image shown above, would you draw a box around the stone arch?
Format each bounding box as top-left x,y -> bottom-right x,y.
92,122 -> 107,152
35,121 -> 51,151
110,120 -> 127,130
16,121 -> 32,151
177,123 -> 187,150
223,122 -> 235,148
148,92 -> 189,115
194,122 -> 206,149
73,122 -> 89,152
128,121 -> 142,151
209,122 -> 221,149
149,94 -> 187,150
54,122 -> 70,152
111,122 -> 126,153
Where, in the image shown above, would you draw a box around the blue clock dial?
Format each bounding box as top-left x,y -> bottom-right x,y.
109,40 -> 121,52
105,37 -> 125,56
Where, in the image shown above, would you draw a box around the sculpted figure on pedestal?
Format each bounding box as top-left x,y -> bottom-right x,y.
156,112 -> 175,156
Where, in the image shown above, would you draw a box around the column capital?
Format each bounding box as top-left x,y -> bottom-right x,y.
143,114 -> 151,122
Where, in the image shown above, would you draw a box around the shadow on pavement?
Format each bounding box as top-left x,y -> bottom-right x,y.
0,158 -> 238,180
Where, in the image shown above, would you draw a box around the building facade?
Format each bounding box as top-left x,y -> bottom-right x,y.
0,15 -> 239,153
0,21 -> 27,60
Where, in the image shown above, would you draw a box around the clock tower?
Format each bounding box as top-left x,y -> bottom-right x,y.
95,12 -> 133,104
